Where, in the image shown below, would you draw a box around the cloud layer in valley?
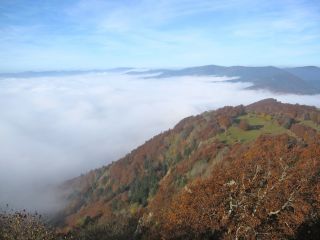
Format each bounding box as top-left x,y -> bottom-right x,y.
0,72 -> 319,211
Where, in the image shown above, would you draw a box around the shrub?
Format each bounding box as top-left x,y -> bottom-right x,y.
238,119 -> 250,131
0,207 -> 64,240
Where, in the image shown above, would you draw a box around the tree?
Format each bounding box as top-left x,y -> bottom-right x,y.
238,119 -> 250,131
218,115 -> 232,130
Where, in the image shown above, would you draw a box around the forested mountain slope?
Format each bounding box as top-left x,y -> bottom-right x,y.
55,99 -> 320,240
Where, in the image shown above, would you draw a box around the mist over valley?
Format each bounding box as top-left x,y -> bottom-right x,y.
0,69 -> 319,211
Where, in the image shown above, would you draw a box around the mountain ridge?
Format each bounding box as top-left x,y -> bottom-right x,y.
53,98 -> 320,239
1,65 -> 320,94
0,68 -> 134,78
128,65 -> 320,94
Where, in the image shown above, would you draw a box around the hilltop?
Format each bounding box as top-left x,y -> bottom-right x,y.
51,99 -> 320,240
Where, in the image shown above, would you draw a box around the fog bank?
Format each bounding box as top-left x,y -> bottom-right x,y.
0,72 -> 319,211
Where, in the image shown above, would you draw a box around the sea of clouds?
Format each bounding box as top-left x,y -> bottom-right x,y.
0,71 -> 319,211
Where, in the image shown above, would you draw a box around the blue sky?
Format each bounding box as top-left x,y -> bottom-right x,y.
0,0 -> 319,71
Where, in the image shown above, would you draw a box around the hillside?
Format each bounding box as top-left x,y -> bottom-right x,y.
128,65 -> 320,94
285,66 -> 320,90
54,99 -> 320,240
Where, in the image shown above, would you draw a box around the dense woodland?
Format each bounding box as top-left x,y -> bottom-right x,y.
1,99 -> 320,239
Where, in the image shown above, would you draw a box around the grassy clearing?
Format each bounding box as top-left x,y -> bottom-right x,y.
216,113 -> 289,144
300,120 -> 320,131
238,112 -> 272,125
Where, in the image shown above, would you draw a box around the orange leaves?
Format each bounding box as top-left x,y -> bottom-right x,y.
160,134 -> 320,239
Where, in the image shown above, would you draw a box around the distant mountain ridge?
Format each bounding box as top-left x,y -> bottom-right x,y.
285,66 -> 320,87
1,65 -> 319,95
128,65 -> 320,94
0,68 -> 133,78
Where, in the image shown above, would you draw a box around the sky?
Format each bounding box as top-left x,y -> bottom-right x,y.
0,0 -> 320,71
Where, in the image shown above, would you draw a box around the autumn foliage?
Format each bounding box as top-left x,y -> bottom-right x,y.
54,99 -> 320,239
160,134 -> 320,239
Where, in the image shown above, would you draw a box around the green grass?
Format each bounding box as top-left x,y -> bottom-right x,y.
216,113 -> 289,144
238,112 -> 272,125
300,120 -> 320,131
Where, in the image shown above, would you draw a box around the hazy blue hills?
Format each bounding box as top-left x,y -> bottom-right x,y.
1,65 -> 319,95
128,65 -> 320,95
285,66 -> 320,87
0,68 -> 133,79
